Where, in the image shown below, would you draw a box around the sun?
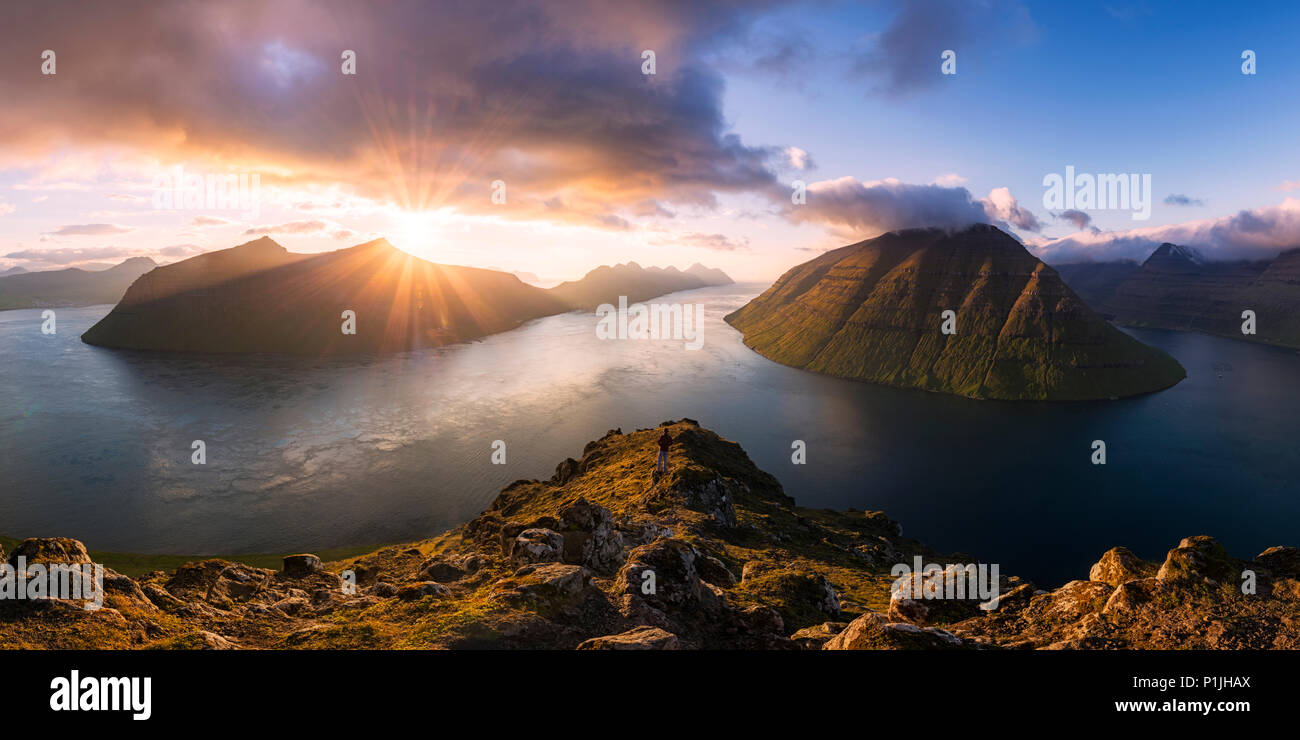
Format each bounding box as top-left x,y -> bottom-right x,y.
391,210 -> 440,256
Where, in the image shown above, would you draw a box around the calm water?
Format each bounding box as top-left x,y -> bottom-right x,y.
2,284 -> 1297,586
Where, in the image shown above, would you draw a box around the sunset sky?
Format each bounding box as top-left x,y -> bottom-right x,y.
2,0 -> 1299,281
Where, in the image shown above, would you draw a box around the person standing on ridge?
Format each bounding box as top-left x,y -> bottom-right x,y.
656,429 -> 673,474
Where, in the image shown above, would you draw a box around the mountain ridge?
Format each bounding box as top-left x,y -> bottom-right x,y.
725,224 -> 1185,400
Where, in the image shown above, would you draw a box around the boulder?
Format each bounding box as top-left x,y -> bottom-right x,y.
417,558 -> 467,583
1089,546 -> 1157,586
616,538 -> 701,611
823,613 -> 971,650
6,537 -> 92,567
1102,577 -> 1179,617
1255,546 -> 1300,577
888,564 -> 990,625
280,554 -> 324,578
1156,536 -> 1239,584
695,554 -> 736,588
499,563 -> 589,604
557,498 -> 625,573
576,626 -> 679,650
509,528 -> 564,567
790,621 -> 847,650
397,581 -> 452,601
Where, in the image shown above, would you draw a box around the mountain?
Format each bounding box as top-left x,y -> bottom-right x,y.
82,237 -> 568,354
0,256 -> 157,310
685,262 -> 734,285
549,261 -> 733,309
1049,260 -> 1139,314
725,224 -> 1185,401
1,266 -> 28,275
1055,243 -> 1300,348
3,419 -> 1296,650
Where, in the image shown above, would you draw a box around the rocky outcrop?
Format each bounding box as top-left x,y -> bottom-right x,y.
3,424 -> 1294,651
950,536 -> 1299,649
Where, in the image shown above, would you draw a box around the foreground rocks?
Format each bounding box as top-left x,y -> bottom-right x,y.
2,421 -> 1295,650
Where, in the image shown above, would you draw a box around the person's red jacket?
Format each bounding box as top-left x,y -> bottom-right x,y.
657,432 -> 673,451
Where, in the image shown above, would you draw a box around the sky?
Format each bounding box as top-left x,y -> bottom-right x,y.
1,0 -> 1299,281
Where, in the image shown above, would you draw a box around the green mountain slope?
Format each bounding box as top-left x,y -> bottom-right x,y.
725,224 -> 1186,400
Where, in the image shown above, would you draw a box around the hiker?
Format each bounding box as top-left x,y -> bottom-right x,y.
656,429 -> 673,473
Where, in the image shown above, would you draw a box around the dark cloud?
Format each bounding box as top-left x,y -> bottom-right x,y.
0,0 -> 791,228
1163,194 -> 1205,207
852,0 -> 1037,96
783,177 -> 1040,237
1056,209 -> 1093,230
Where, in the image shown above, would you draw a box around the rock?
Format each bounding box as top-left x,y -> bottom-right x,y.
1042,580 -> 1113,620
1156,536 -> 1239,584
499,563 -> 589,604
141,583 -> 185,610
671,475 -> 738,527
196,631 -> 236,650
6,537 -> 92,567
369,582 -> 399,598
576,626 -> 679,650
1102,577 -> 1178,616
272,596 -> 310,615
616,538 -> 701,611
1089,546 -> 1157,586
417,559 -> 467,583
280,554 -> 324,578
102,572 -> 159,612
397,582 -> 452,601
558,498 -> 625,573
823,612 -> 971,650
695,554 -> 736,587
888,564 -> 992,625
1255,546 -> 1300,577
791,621 -> 847,650
739,605 -> 785,635
509,528 -> 564,567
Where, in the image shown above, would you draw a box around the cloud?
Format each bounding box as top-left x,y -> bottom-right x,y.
1164,193 -> 1205,207
852,0 -> 1037,96
982,186 -> 1041,232
1055,209 -> 1093,230
1277,180 -> 1300,192
783,177 -> 1040,236
0,0 -> 795,231
3,246 -> 146,266
0,201 -> 14,216
784,147 -> 814,171
932,173 -> 967,186
1028,197 -> 1300,264
244,219 -> 355,240
157,244 -> 207,258
674,232 -> 751,251
46,223 -> 133,236
190,215 -> 235,227
106,193 -> 147,203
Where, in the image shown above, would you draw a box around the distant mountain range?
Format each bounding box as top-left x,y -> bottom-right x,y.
726,224 -> 1185,401
79,237 -> 732,354
550,261 -> 733,309
1055,243 -> 1300,348
0,257 -> 157,310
